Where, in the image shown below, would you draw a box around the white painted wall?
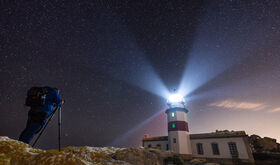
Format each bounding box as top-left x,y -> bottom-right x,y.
143,137 -> 252,161
167,111 -> 188,122
168,131 -> 192,154
143,140 -> 168,150
167,110 -> 192,155
191,137 -> 249,159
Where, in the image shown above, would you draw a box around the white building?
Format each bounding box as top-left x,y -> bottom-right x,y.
142,94 -> 254,164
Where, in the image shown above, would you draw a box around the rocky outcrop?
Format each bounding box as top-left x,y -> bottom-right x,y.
0,136 -> 220,165
0,136 -> 174,165
249,134 -> 280,153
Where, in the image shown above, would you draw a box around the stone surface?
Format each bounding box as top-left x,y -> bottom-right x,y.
249,134 -> 280,153
0,136 -> 173,165
0,136 -> 223,165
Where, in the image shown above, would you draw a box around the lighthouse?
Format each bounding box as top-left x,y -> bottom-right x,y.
142,94 -> 254,163
165,94 -> 192,157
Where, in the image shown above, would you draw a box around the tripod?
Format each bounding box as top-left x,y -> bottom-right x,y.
32,105 -> 63,151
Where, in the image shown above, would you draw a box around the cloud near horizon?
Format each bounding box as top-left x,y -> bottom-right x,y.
208,99 -> 265,111
269,107 -> 280,113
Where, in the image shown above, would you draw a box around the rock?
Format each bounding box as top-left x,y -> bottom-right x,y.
249,134 -> 280,153
0,136 -> 174,165
190,158 -> 207,163
0,136 -> 222,165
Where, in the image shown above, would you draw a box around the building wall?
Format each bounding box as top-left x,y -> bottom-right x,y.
168,131 -> 192,154
143,136 -> 254,162
167,110 -> 188,122
143,140 -> 168,150
190,137 -> 250,159
166,110 -> 192,155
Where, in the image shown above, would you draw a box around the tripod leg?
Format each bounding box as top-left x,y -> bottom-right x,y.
58,107 -> 62,151
32,107 -> 58,147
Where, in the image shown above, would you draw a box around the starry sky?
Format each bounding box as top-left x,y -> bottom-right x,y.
1,0 -> 280,149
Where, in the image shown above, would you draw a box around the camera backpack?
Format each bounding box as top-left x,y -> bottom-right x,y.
25,87 -> 48,107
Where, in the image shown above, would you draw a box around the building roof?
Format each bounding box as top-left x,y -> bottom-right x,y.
190,131 -> 247,139
142,131 -> 247,142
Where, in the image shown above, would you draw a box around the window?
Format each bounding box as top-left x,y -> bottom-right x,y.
172,123 -> 176,128
173,138 -> 176,143
156,144 -> 161,149
148,144 -> 151,148
228,142 -> 239,158
166,144 -> 169,150
211,143 -> 220,155
171,112 -> 175,117
196,143 -> 204,155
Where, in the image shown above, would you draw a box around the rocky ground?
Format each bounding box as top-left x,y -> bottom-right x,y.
0,136 -> 217,165
249,134 -> 280,153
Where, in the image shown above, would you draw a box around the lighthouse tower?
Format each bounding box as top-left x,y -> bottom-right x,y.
165,94 -> 192,157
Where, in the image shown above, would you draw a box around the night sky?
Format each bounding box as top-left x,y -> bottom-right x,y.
1,0 -> 280,149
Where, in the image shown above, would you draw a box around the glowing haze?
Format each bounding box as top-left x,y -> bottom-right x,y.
0,0 -> 280,149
